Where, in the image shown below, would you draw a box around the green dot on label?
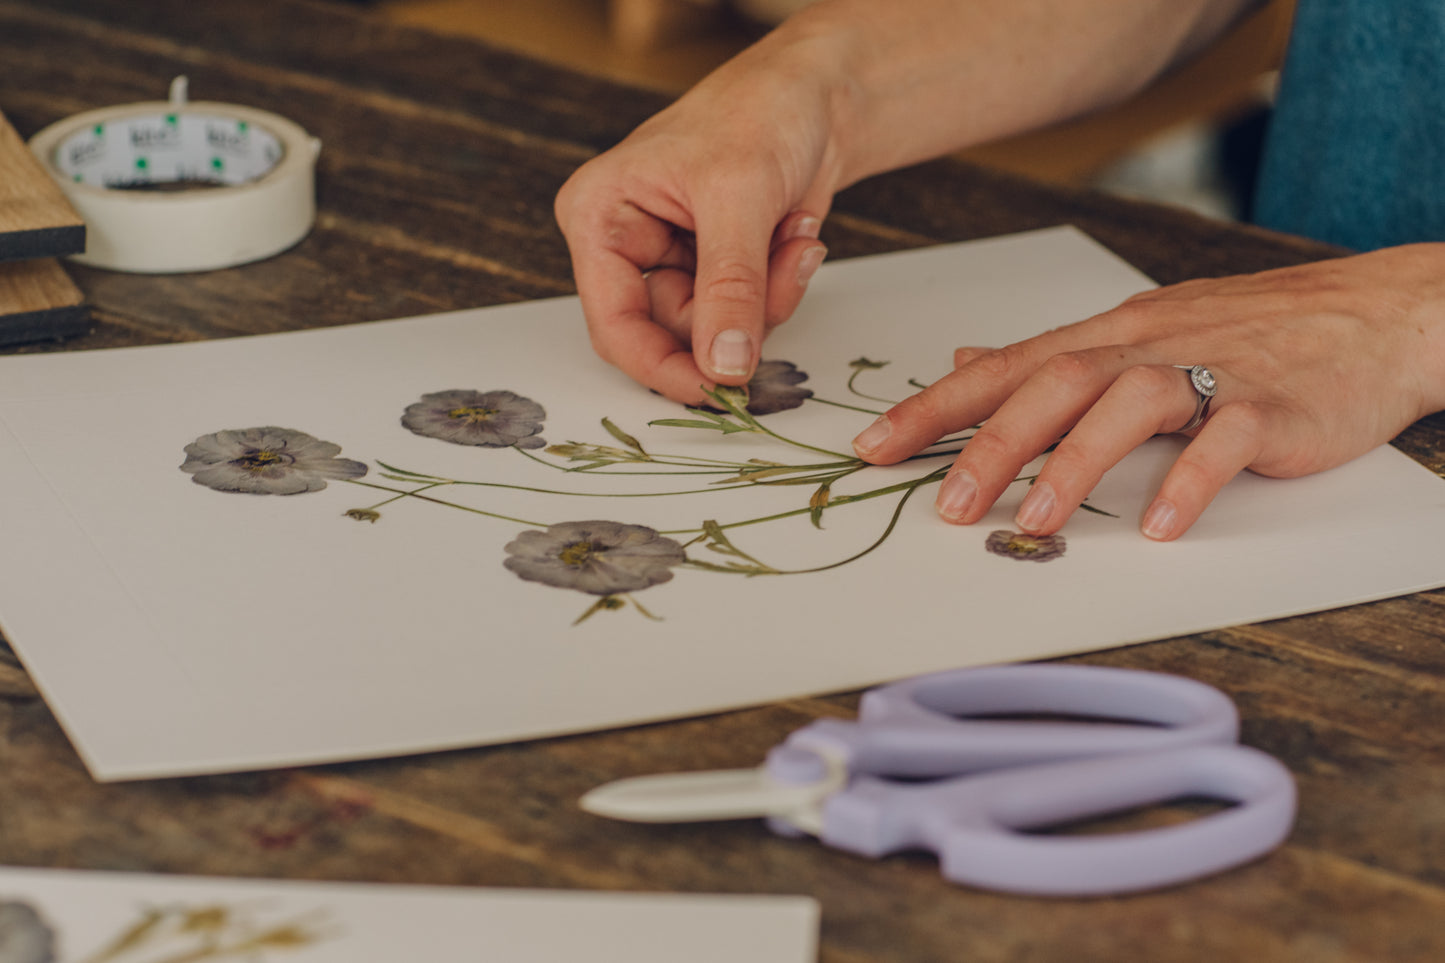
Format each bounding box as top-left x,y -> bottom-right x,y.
211,156 -> 224,170
165,113 -> 178,125
73,173 -> 83,182
136,156 -> 148,170
238,121 -> 248,132
93,123 -> 104,137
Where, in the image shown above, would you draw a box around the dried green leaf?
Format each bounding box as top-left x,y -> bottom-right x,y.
374,460 -> 447,480
710,384 -> 751,411
809,481 -> 833,529
649,412 -> 753,434
629,595 -> 663,622
601,417 -> 647,454
712,466 -> 809,484
573,595 -> 626,626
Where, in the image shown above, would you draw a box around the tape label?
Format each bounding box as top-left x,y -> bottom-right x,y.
53,113 -> 284,189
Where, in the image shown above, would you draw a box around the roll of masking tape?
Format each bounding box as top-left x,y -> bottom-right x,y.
27,77 -> 320,274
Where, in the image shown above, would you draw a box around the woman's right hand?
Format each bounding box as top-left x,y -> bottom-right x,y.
553,38 -> 841,405
553,0 -> 1260,405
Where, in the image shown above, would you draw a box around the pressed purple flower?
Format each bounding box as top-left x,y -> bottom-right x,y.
402,389 -> 546,448
503,520 -> 686,596
745,360 -> 813,415
701,360 -> 813,416
0,901 -> 56,963
985,530 -> 1066,562
181,427 -> 367,495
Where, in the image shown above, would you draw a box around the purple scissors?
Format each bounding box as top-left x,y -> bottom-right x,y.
581,664 -> 1296,897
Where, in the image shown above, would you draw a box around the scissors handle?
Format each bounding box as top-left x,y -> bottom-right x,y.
771,664 -> 1239,780
814,744 -> 1296,896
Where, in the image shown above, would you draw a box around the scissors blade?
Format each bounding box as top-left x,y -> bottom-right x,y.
580,766 -> 834,824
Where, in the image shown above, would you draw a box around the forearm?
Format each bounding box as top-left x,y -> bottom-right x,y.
733,0 -> 1262,188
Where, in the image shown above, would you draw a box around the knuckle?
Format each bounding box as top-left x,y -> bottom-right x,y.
552,170 -> 584,225
1209,402 -> 1318,477
1099,298 -> 1159,342
1037,350 -> 1101,388
893,389 -> 950,430
553,160 -> 609,231
971,344 -> 1024,381
698,258 -> 767,309
1041,438 -> 1098,481
959,426 -> 1019,465
1115,365 -> 1179,406
1166,450 -> 1221,493
953,346 -> 983,368
585,325 -> 619,365
1210,400 -> 1268,439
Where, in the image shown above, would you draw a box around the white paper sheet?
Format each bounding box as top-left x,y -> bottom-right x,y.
0,866 -> 819,962
1,227 -> 1443,780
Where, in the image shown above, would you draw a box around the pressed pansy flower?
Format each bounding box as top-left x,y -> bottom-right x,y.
985,530 -> 1066,562
699,360 -> 813,416
181,428 -> 367,495
745,360 -> 813,415
402,389 -> 546,448
503,520 -> 686,595
0,901 -> 56,963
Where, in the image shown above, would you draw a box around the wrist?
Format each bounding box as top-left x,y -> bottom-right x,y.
1407,243 -> 1445,417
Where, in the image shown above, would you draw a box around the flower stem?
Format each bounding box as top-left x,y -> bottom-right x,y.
358,480 -> 448,510
683,467 -> 934,577
776,475 -> 925,574
808,395 -> 886,416
661,464 -> 949,536
745,417 -> 853,460
345,480 -> 549,527
845,366 -> 900,405
514,446 -> 749,474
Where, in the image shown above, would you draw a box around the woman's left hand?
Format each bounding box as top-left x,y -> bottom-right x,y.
850,243 -> 1445,540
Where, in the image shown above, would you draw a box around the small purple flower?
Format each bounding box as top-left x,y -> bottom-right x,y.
745,360 -> 813,415
701,361 -> 813,416
985,530 -> 1066,562
503,520 -> 686,595
181,428 -> 367,495
402,389 -> 546,449
0,901 -> 56,963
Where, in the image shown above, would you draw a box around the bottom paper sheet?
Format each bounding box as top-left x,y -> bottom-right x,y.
0,867 -> 819,963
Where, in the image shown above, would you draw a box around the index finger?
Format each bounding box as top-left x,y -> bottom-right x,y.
563,198 -> 714,404
853,307 -> 1143,464
852,339 -> 1057,464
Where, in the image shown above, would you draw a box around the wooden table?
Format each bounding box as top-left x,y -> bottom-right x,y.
2,2 -> 1442,959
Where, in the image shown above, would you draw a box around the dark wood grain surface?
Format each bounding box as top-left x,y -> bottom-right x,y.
1,2 -> 1441,959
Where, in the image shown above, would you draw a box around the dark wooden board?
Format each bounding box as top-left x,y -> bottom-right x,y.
0,108 -> 85,262
0,257 -> 89,344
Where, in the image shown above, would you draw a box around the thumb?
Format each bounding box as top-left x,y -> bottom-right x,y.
691,210 -> 774,386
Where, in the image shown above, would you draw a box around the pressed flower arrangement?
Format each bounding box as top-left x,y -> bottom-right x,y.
181,359 -> 1100,624
0,899 -> 330,963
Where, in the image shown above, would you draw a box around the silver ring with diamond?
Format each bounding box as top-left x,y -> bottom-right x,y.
1173,364 -> 1216,432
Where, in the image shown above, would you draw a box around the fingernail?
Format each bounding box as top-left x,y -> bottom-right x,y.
709,329 -> 754,377
797,244 -> 827,287
1142,499 -> 1177,540
853,415 -> 891,455
788,215 -> 822,240
936,469 -> 978,522
1015,481 -> 1055,532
